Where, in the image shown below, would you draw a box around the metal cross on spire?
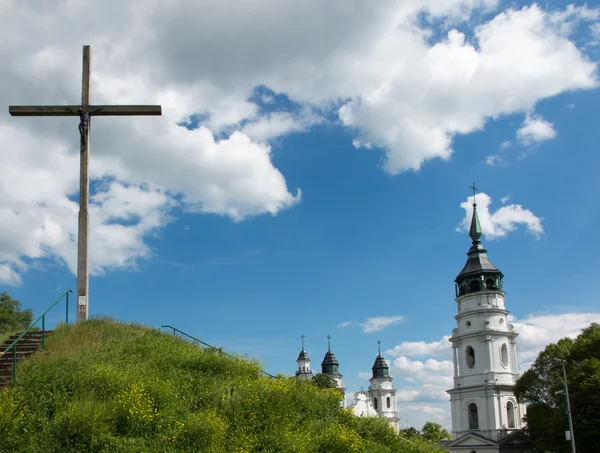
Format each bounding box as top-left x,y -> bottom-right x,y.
470,182 -> 479,206
8,45 -> 162,322
378,340 -> 381,355
327,335 -> 331,352
301,334 -> 305,350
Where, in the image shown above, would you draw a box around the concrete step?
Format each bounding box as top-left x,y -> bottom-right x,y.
0,351 -> 38,361
5,331 -> 52,341
0,330 -> 53,390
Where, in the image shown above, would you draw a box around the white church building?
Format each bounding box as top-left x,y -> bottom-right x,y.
295,336 -> 399,430
445,194 -> 533,453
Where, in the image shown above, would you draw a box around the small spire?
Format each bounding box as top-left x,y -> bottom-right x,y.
469,183 -> 482,243
327,335 -> 331,352
301,334 -> 305,351
378,340 -> 381,356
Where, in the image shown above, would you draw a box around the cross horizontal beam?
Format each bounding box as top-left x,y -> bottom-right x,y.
9,105 -> 162,117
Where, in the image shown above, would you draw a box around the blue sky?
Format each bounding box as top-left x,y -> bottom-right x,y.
2,0 -> 600,430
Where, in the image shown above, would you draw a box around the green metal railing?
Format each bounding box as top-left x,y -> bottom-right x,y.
160,325 -> 277,379
1,289 -> 73,384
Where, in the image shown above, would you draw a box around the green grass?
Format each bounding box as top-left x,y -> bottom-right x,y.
0,318 -> 445,453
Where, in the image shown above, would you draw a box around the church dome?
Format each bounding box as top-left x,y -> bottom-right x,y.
321,336 -> 341,376
371,341 -> 390,379
455,196 -> 503,297
297,349 -> 309,361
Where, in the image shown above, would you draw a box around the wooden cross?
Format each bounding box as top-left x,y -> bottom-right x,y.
470,182 -> 479,205
9,45 -> 161,322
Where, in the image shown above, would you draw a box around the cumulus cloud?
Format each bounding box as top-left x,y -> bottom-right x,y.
338,316 -> 405,333
511,312 -> 600,368
516,114 -> 558,145
1,0 -> 598,284
386,336 -> 452,359
358,371 -> 372,380
484,155 -> 504,166
456,192 -> 543,239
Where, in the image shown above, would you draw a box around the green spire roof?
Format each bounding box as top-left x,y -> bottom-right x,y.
469,203 -> 482,243
455,184 -> 503,292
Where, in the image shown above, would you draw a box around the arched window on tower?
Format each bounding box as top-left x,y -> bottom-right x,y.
386,397 -> 391,408
486,279 -> 494,290
507,401 -> 515,428
373,397 -> 378,410
470,280 -> 480,293
501,344 -> 509,367
468,403 -> 479,429
466,346 -> 475,369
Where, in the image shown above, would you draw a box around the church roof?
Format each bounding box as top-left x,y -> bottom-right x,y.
321,350 -> 339,366
455,202 -> 503,283
372,354 -> 388,371
297,349 -> 310,361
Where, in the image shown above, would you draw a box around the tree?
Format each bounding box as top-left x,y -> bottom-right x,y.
311,373 -> 338,390
0,291 -> 33,335
400,426 -> 421,440
421,421 -> 451,442
515,323 -> 600,452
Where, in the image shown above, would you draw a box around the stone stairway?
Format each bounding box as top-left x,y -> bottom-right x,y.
0,330 -> 52,389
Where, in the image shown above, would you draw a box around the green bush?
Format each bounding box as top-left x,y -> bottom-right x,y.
0,318 -> 445,453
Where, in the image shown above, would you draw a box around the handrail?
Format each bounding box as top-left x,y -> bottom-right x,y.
160,325 -> 277,379
1,289 -> 73,384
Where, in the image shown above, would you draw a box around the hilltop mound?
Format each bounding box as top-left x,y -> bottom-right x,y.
0,318 -> 443,453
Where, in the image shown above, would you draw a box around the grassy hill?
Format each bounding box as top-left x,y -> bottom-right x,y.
0,318 -> 445,453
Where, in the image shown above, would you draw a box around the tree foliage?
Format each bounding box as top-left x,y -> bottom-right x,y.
311,372 -> 338,390
0,291 -> 33,335
400,427 -> 421,440
420,421 -> 451,443
515,322 -> 600,452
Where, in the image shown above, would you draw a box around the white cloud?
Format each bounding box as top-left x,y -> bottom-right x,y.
484,154 -> 504,166
400,403 -> 451,429
499,140 -> 512,150
0,0 -> 597,284
0,264 -> 22,286
338,315 -> 405,333
500,194 -> 512,204
510,312 -> 600,368
241,110 -> 322,143
386,335 -> 452,359
392,356 -> 454,386
457,192 -> 543,239
358,371 -> 371,380
516,114 -> 558,146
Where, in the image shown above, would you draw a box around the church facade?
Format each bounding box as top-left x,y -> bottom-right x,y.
445,195 -> 533,453
295,337 -> 399,430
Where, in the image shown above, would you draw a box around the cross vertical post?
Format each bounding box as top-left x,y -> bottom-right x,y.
77,45 -> 91,322
470,182 -> 479,205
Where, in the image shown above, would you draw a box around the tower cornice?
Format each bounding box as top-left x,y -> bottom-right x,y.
455,289 -> 506,303
449,330 -> 518,343
454,307 -> 509,320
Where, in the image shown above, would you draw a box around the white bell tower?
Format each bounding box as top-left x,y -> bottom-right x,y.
367,341 -> 398,430
446,185 -> 530,451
